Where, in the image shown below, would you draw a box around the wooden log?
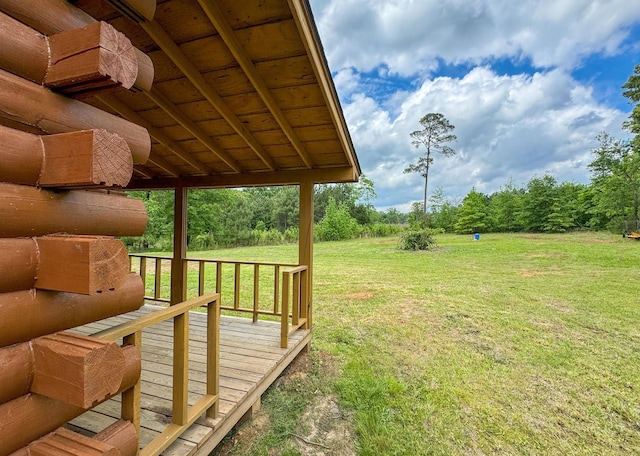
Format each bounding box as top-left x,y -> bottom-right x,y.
0,126 -> 133,188
0,68 -> 150,164
0,273 -> 143,347
32,333 -> 125,408
0,183 -> 147,238
0,0 -> 154,92
0,236 -> 129,294
27,428 -> 120,456
0,238 -> 38,293
0,343 -> 33,405
35,236 -> 130,294
0,345 -> 140,456
46,21 -> 138,93
0,11 -> 49,83
94,420 -> 138,456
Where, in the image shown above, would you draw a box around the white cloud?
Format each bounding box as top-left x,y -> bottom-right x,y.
343,67 -> 626,208
311,0 -> 640,75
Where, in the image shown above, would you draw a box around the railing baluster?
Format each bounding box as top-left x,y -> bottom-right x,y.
198,260 -> 206,297
154,258 -> 162,300
139,257 -> 147,297
292,270 -> 300,326
273,264 -> 280,315
253,264 -> 259,323
207,297 -> 220,419
301,269 -> 309,329
234,263 -> 241,310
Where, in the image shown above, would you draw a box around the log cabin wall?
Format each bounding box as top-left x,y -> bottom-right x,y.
0,2 -> 154,454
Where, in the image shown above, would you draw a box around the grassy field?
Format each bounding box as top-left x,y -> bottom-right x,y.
193,232 -> 640,455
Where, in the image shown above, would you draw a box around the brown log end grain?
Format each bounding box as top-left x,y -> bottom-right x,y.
31,332 -> 125,408
46,21 -> 138,93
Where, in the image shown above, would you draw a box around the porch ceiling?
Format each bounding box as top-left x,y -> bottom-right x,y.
79,0 -> 360,189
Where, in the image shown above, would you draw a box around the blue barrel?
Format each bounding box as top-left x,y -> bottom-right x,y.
474,233 -> 480,241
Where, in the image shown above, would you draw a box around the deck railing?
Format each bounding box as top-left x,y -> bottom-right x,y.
92,293 -> 221,456
129,255 -> 309,348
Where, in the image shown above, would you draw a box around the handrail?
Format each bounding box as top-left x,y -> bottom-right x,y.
129,254 -> 310,348
93,293 -> 221,456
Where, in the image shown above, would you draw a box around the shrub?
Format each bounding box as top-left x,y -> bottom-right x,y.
398,229 -> 438,251
316,197 -> 359,241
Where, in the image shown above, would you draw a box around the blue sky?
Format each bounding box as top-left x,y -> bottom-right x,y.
309,0 -> 640,210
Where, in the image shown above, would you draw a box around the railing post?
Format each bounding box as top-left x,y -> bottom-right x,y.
292,271 -> 300,326
281,271 -> 290,348
139,256 -> 147,294
273,264 -> 280,315
206,296 -> 220,419
301,268 -> 308,326
198,260 -> 206,296
121,331 -> 141,454
233,263 -> 241,310
173,312 -> 189,425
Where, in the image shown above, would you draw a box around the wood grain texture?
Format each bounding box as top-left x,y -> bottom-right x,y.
0,273 -> 143,347
46,21 -> 138,93
0,345 -> 140,456
0,238 -> 38,293
0,183 -> 147,238
35,236 -> 130,294
0,342 -> 33,405
0,68 -> 150,164
94,420 -> 138,456
32,333 -> 124,408
27,428 -> 120,456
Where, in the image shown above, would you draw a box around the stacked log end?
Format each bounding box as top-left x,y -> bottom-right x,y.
0,1 -> 155,455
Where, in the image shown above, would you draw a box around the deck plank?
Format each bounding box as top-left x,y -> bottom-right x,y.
68,305 -> 310,455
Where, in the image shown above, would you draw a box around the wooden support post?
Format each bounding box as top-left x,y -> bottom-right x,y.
0,345 -> 140,456
0,68 -> 150,164
94,420 -> 139,456
0,273 -> 143,347
27,428 -> 120,456
0,126 -> 133,188
0,0 -> 154,92
31,333 -> 125,408
0,183 -> 148,238
299,180 -> 314,330
46,21 -> 138,94
170,187 -> 187,305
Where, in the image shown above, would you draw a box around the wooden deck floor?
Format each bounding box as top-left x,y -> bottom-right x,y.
69,304 -> 311,455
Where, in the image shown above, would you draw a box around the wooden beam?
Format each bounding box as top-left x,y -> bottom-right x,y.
0,126 -> 133,188
0,10 -> 49,83
146,87 -> 242,172
170,187 -> 187,305
106,0 -> 156,23
0,345 -> 140,456
0,0 -> 154,92
139,20 -> 277,171
46,21 -> 138,94
0,183 -> 148,238
97,93 -> 210,174
198,0 -> 313,168
0,273 -> 143,347
0,238 -> 38,293
32,333 -> 125,408
287,0 -> 360,175
35,236 -> 130,294
25,428 -> 121,456
128,166 -> 358,189
0,342 -> 32,405
0,68 -> 150,164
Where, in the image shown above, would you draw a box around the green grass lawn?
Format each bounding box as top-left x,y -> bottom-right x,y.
198,232 -> 640,455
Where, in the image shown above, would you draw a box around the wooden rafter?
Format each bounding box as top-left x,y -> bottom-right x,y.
146,87 -> 242,173
198,0 -> 314,169
139,19 -> 277,171
97,93 -> 208,175
287,0 -> 359,172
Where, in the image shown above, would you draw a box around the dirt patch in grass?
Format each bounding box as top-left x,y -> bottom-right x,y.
518,270 -> 565,277
348,292 -> 374,300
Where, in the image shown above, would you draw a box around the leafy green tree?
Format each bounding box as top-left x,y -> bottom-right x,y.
519,174 -> 558,232
454,188 -> 489,234
315,197 -> 359,241
488,180 -> 524,232
378,207 -> 406,225
404,113 -> 456,213
430,187 -> 458,232
588,132 -> 640,231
